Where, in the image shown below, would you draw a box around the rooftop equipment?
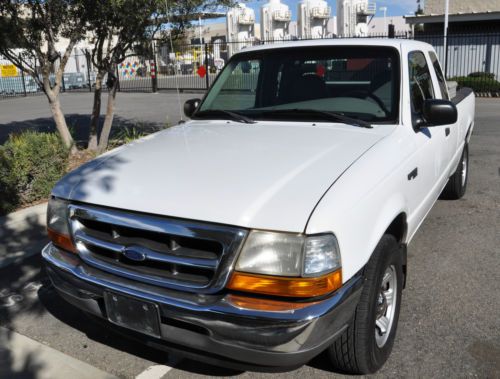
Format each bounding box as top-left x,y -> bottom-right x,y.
226,4 -> 256,56
297,0 -> 331,39
337,0 -> 376,37
260,0 -> 292,41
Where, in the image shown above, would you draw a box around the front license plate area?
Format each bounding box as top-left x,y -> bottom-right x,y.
104,291 -> 161,338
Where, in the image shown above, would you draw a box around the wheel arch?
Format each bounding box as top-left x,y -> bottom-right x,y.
365,197 -> 408,289
381,212 -> 408,288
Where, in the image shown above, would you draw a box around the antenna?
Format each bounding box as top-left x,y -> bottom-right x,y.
165,0 -> 184,123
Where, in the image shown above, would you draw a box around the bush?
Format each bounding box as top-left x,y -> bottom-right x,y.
450,76 -> 500,93
0,148 -> 18,215
0,131 -> 68,215
468,72 -> 495,80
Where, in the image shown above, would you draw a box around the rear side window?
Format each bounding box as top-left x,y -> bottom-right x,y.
408,51 -> 435,116
429,51 -> 449,100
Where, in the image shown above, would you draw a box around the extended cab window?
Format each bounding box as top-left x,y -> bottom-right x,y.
408,51 -> 435,116
198,46 -> 401,124
429,51 -> 449,100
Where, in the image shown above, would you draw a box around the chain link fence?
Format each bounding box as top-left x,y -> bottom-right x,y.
2,31 -> 500,100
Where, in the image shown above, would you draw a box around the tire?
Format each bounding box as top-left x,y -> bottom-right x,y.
327,235 -> 403,374
441,144 -> 469,200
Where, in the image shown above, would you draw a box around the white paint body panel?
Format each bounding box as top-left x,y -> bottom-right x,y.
53,120 -> 387,232
53,39 -> 475,284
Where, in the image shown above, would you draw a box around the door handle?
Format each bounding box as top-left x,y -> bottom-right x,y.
408,167 -> 418,181
445,127 -> 450,136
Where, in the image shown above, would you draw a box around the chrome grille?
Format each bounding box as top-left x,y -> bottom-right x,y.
68,204 -> 247,293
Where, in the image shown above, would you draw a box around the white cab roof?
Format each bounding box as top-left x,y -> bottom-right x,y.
236,38 -> 433,55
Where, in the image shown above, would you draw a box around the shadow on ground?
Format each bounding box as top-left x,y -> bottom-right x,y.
0,114 -> 166,148
0,213 -> 48,379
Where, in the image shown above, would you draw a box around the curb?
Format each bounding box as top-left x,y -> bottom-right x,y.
0,203 -> 47,233
0,326 -> 117,379
0,202 -> 48,269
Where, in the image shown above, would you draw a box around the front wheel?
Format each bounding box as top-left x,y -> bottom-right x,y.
327,235 -> 403,374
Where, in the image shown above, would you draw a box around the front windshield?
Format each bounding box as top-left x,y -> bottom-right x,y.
198,45 -> 400,123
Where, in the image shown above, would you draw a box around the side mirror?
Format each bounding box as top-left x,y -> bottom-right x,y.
422,99 -> 457,126
184,98 -> 201,118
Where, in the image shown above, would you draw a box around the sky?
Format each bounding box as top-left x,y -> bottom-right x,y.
207,0 -> 418,24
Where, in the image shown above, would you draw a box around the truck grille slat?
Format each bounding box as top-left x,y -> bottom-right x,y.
68,204 -> 247,293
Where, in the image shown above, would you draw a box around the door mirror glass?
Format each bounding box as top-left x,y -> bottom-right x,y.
422,99 -> 457,126
184,98 -> 201,118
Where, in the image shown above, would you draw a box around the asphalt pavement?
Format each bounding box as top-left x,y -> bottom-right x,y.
0,97 -> 499,379
0,91 -> 197,145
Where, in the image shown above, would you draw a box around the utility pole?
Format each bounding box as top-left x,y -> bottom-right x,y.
444,0 -> 449,77
380,7 -> 387,36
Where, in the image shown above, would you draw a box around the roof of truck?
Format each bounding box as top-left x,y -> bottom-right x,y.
236,38 -> 433,54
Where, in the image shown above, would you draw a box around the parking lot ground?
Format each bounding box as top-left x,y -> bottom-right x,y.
0,91 -> 196,145
0,98 -> 499,379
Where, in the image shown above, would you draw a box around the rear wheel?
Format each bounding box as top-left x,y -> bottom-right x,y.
441,144 -> 469,200
327,235 -> 403,374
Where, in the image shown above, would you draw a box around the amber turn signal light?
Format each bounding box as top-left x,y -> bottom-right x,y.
227,269 -> 342,298
47,228 -> 77,253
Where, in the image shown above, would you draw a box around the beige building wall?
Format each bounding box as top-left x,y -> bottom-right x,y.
424,0 -> 500,15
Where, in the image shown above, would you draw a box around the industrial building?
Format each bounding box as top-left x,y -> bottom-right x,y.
188,1 -> 410,52
405,0 -> 500,34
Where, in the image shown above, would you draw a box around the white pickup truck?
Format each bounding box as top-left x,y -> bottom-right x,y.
43,39 -> 475,374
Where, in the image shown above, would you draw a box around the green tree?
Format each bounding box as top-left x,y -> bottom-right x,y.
85,0 -> 235,153
84,0 -> 161,153
0,1 -> 88,153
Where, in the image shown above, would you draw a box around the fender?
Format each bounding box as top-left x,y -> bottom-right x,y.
306,180 -> 409,283
466,121 -> 474,143
449,120 -> 474,176
368,194 -> 408,249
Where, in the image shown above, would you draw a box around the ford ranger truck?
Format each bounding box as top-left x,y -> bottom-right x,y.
43,39 -> 475,374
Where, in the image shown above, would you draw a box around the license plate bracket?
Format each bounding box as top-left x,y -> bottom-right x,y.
104,291 -> 161,338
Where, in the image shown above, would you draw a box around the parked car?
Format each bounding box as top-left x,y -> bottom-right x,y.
62,72 -> 87,89
43,39 -> 475,374
0,75 -> 38,95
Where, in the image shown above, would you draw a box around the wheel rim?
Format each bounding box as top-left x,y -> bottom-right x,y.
461,149 -> 468,187
375,265 -> 397,348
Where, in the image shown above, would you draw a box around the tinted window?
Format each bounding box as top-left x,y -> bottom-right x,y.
429,51 -> 449,100
199,46 -> 401,123
408,51 -> 435,115
204,59 -> 261,110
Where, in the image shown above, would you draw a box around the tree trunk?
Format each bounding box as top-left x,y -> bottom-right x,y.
97,79 -> 118,154
46,90 -> 76,154
87,71 -> 105,151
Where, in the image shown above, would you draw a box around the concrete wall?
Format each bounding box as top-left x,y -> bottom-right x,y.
424,0 -> 500,15
368,16 -> 410,35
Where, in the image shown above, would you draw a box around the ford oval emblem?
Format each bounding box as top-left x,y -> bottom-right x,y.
122,248 -> 146,262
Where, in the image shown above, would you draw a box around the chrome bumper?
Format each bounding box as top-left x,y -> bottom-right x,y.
42,243 -> 363,370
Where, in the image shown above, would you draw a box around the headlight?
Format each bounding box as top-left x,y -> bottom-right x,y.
47,197 -> 70,235
47,197 -> 75,252
235,231 -> 341,277
303,234 -> 341,276
235,231 -> 304,276
228,231 -> 342,298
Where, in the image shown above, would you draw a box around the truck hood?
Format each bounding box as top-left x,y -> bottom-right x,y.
54,120 -> 389,232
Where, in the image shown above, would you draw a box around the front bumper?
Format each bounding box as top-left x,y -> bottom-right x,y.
42,243 -> 363,371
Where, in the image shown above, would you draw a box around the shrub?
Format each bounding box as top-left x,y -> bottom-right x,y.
0,131 -> 68,215
449,76 -> 500,93
0,148 -> 18,215
468,72 -> 495,80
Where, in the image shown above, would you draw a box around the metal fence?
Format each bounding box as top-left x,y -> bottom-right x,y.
2,32 -> 500,100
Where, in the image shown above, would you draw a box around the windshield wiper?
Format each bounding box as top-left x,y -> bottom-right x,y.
259,109 -> 373,129
194,109 -> 256,124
